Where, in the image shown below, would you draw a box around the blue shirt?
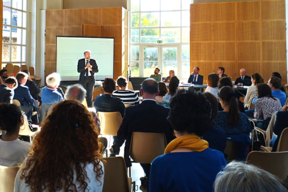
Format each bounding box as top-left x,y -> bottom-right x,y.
252,90 -> 286,106
41,87 -> 64,104
203,125 -> 227,153
149,148 -> 227,192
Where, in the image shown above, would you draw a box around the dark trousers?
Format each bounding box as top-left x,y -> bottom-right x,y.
140,163 -> 151,177
82,76 -> 94,107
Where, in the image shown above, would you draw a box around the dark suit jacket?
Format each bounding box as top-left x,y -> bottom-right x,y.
94,94 -> 125,117
0,84 -> 13,103
272,111 -> 288,151
188,74 -> 203,85
77,58 -> 99,84
235,76 -> 252,86
117,100 -> 175,167
14,84 -> 38,107
25,80 -> 40,100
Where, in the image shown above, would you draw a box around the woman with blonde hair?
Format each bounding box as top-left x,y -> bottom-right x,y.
15,100 -> 104,191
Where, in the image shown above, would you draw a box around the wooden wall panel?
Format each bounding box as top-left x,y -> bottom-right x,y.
101,26 -> 122,43
190,23 -> 212,41
82,8 -> 102,25
191,1 -> 286,84
190,43 -> 213,61
190,4 -> 213,22
214,43 -> 235,61
237,22 -> 260,41
262,42 -> 286,61
213,3 -> 235,21
261,1 -> 285,20
64,9 -> 83,26
46,10 -> 64,27
262,21 -> 286,41
46,27 -> 64,45
45,62 -> 56,78
238,42 -> 261,61
64,27 -> 83,36
114,43 -> 121,62
213,23 -> 235,41
45,45 -> 57,62
262,62 -> 287,83
237,2 -> 260,20
101,7 -> 122,25
82,25 -> 101,37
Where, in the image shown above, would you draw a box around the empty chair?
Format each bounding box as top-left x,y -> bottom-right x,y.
28,67 -> 34,76
13,65 -> 20,74
276,128 -> 288,151
19,114 -> 40,142
5,63 -> 14,76
21,64 -> 27,71
0,166 -> 19,192
128,81 -> 134,90
246,151 -> 288,181
130,132 -> 167,164
103,157 -> 130,192
97,112 -> 122,136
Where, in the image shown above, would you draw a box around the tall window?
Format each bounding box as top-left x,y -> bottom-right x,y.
129,0 -> 191,80
2,0 -> 27,67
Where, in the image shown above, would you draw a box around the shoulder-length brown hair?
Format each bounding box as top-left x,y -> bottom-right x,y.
20,100 -> 104,191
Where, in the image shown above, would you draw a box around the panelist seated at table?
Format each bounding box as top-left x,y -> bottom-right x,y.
188,67 -> 203,85
163,70 -> 175,83
150,68 -> 161,82
235,68 -> 252,86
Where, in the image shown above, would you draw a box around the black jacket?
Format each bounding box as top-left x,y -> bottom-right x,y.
235,76 -> 252,86
117,100 -> 175,167
25,80 -> 40,100
94,94 -> 125,117
0,84 -> 13,103
77,58 -> 99,84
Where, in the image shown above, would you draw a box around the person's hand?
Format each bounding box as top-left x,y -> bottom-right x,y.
282,105 -> 288,111
238,83 -> 242,86
28,76 -> 32,81
88,67 -> 92,71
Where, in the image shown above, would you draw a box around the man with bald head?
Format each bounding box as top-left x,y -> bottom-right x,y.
235,68 -> 252,86
115,78 -> 174,190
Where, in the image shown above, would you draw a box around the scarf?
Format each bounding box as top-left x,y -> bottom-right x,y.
164,135 -> 209,154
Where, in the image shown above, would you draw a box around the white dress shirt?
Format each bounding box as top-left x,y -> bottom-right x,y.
85,59 -> 92,76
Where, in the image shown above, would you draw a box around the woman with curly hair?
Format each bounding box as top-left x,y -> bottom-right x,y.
14,100 -> 104,192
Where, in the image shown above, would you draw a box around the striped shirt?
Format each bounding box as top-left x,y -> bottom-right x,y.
112,90 -> 139,104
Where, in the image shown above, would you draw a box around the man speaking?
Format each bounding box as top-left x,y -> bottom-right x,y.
77,50 -> 98,107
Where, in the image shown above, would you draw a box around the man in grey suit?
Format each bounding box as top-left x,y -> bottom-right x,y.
77,50 -> 99,107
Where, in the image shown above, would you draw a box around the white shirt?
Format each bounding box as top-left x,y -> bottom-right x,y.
205,86 -> 219,98
0,139 -> 31,167
85,59 -> 92,77
193,74 -> 198,82
14,161 -> 104,192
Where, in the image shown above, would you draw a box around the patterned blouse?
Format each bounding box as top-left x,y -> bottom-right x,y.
255,97 -> 282,120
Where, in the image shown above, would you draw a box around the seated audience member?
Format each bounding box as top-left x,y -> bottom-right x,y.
218,77 -> 245,113
252,76 -> 286,106
0,103 -> 31,166
94,78 -> 125,156
218,67 -> 228,79
188,67 -> 203,85
214,161 -> 288,192
64,84 -> 86,104
163,76 -> 179,101
116,78 -> 174,191
14,72 -> 39,120
14,100 -> 104,191
215,86 -> 252,160
271,108 -> 288,151
0,69 -> 8,85
156,82 -> 169,108
163,70 -> 175,83
255,84 -> 282,121
0,77 -> 18,104
149,89 -> 227,192
22,70 -> 40,101
150,68 -> 161,82
235,68 -> 252,86
205,73 -> 219,98
244,73 -> 264,108
272,72 -> 286,93
40,73 -> 64,123
203,92 -> 226,153
112,76 -> 139,105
